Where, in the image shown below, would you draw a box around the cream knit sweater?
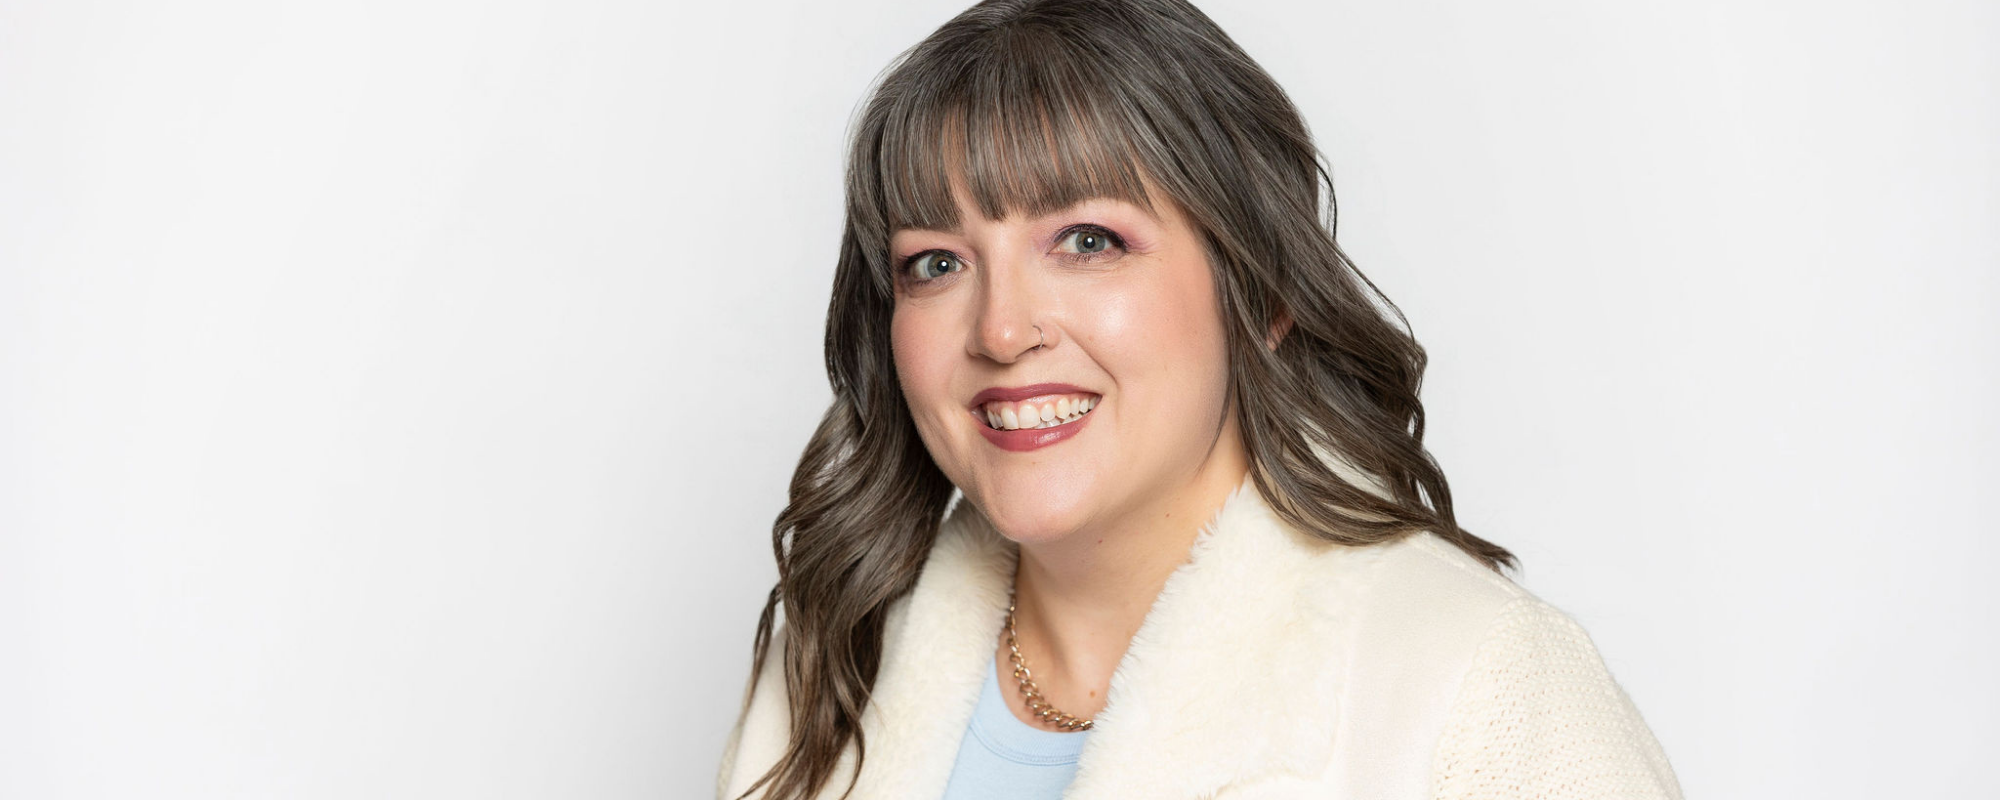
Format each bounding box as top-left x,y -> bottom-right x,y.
717,476 -> 1683,799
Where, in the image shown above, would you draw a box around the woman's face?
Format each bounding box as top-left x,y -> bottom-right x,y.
889,176 -> 1244,545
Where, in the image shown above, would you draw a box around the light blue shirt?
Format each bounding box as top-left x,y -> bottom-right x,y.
937,655 -> 1092,798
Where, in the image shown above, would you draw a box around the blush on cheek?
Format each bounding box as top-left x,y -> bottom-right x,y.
889,308 -> 928,382
1079,287 -> 1145,345
888,304 -> 958,433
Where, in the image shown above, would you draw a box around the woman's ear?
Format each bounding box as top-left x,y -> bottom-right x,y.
1265,302 -> 1294,351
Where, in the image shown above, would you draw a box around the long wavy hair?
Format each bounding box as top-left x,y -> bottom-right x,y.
733,1 -> 1515,797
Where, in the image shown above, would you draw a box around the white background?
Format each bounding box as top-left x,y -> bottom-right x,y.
2,0 -> 1993,797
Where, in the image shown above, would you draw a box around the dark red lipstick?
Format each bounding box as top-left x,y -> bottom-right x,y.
968,383 -> 1097,408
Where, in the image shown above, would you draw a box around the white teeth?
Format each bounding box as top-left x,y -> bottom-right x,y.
980,394 -> 1100,430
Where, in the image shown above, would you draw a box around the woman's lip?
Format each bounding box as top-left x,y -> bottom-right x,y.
971,402 -> 1096,453
968,382 -> 1099,409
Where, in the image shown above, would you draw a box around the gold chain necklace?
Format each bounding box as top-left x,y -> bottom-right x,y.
1003,589 -> 1095,731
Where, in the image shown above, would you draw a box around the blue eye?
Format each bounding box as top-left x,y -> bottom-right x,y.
908,252 -> 963,281
1056,225 -> 1125,258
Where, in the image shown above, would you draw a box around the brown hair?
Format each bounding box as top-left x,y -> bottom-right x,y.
733,1 -> 1514,797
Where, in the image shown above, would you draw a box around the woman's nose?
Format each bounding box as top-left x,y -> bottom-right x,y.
969,260 -> 1051,364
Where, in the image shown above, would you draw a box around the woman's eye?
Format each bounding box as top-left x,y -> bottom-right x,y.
908,252 -> 963,281
1056,226 -> 1123,257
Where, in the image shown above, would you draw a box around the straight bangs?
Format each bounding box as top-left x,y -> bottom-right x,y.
867,30 -> 1168,286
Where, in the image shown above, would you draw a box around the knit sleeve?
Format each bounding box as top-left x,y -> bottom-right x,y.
716,622 -> 791,800
715,698 -> 747,800
1429,597 -> 1683,800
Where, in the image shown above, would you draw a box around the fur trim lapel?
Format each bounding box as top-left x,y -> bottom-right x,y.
838,474 -> 1370,798
834,488 -> 1017,797
1064,477 -> 1365,798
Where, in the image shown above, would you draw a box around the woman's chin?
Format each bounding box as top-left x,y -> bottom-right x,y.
971,490 -> 1096,547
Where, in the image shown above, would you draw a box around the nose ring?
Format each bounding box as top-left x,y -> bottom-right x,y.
1033,325 -> 1045,351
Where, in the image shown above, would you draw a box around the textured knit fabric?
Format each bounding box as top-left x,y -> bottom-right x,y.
936,655 -> 1089,799
715,470 -> 1683,800
1429,598 -> 1682,799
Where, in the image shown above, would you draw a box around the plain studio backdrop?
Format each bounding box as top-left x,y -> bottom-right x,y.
1,0 -> 1993,797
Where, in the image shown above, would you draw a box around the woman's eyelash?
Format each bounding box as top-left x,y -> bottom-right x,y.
1055,224 -> 1127,256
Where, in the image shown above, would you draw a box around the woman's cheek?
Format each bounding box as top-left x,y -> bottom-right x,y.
1074,281 -> 1146,350
890,309 -> 949,420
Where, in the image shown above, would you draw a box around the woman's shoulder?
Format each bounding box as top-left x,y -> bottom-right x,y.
1327,530 -> 1541,656
1325,529 -> 1631,709
1326,532 -> 1683,798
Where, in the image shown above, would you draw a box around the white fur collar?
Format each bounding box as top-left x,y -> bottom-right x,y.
838,474 -> 1384,798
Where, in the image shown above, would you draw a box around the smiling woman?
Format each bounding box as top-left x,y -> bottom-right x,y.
717,1 -> 1681,799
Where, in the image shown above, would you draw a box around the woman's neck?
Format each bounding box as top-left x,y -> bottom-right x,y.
997,453 -> 1250,727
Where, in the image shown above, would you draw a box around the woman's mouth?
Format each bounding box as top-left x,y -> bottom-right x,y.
977,392 -> 1098,431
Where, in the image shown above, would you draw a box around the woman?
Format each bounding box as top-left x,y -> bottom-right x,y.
717,0 -> 1682,798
